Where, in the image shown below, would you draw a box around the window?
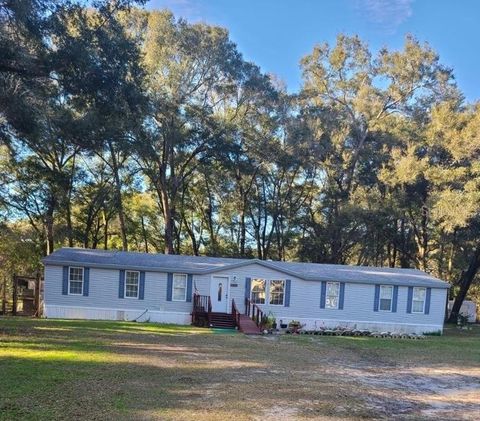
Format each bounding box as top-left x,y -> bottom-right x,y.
69,267 -> 84,295
173,274 -> 187,301
412,287 -> 426,313
379,285 -> 393,311
125,271 -> 139,298
217,283 -> 223,302
251,279 -> 266,304
269,280 -> 285,305
326,282 -> 340,309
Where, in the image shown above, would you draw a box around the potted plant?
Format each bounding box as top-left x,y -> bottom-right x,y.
457,313 -> 470,330
266,312 -> 276,330
260,314 -> 271,330
288,320 -> 302,334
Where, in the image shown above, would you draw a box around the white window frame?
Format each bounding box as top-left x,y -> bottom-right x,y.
379,285 -> 393,312
268,280 -> 285,306
412,287 -> 426,313
125,270 -> 140,299
325,281 -> 340,309
250,278 -> 266,305
172,273 -> 187,302
68,266 -> 84,296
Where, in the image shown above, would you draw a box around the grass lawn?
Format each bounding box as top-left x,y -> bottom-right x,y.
1,318 -> 479,420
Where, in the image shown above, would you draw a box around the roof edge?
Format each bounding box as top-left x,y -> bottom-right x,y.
42,258 -> 450,288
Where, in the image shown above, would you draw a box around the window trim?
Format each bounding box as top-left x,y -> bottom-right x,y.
124,270 -> 140,299
379,285 -> 394,312
172,273 -> 187,302
268,279 -> 285,306
250,278 -> 267,305
68,266 -> 84,296
325,281 -> 340,310
412,287 -> 426,314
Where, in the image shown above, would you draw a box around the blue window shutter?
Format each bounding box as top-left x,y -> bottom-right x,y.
62,266 -> 69,295
139,271 -> 145,300
83,268 -> 90,297
339,282 -> 345,310
186,274 -> 193,302
320,281 -> 326,308
392,285 -> 399,312
425,288 -> 431,314
407,286 -> 413,313
245,277 -> 251,301
284,279 -> 291,307
167,273 -> 173,301
373,285 -> 380,312
118,270 -> 125,299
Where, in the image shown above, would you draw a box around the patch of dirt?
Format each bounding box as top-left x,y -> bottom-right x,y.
257,406 -> 300,420
329,363 -> 480,420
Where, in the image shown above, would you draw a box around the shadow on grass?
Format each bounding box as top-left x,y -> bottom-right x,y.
1,318 -> 480,420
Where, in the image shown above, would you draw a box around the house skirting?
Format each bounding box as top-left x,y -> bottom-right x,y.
43,305 -> 443,334
44,305 -> 191,325
275,316 -> 443,334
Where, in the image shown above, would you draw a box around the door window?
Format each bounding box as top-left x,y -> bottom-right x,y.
218,283 -> 223,301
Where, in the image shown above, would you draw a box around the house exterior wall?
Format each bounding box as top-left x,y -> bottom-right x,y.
44,265 -> 200,324
44,262 -> 447,334
211,264 -> 447,334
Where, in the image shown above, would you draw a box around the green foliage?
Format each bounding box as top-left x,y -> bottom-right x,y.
423,330 -> 442,336
0,3 -> 479,312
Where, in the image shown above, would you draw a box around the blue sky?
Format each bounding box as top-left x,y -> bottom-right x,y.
148,0 -> 479,102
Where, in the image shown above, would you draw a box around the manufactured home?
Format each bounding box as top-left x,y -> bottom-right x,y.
43,248 -> 449,334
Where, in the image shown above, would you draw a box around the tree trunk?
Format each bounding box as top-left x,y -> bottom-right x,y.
141,216 -> 149,253
92,217 -> 101,249
2,277 -> 7,315
66,153 -> 76,247
420,205 -> 429,271
239,193 -> 247,256
45,196 -> 55,255
203,176 -> 218,254
108,142 -> 128,251
399,218 -> 410,268
183,214 -> 199,256
448,242 -> 480,323
158,185 -> 175,254
330,197 -> 342,264
103,209 -> 109,250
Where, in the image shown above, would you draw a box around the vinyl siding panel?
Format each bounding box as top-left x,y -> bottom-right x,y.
44,265 -> 210,314
211,264 -> 446,332
44,262 -> 447,333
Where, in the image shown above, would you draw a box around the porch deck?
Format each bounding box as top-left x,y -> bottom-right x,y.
192,294 -> 262,334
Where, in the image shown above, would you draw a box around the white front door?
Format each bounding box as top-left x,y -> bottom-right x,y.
210,276 -> 229,313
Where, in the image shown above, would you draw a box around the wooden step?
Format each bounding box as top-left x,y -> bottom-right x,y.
238,314 -> 262,335
209,313 -> 234,320
209,322 -> 235,329
208,312 -> 236,329
209,317 -> 235,323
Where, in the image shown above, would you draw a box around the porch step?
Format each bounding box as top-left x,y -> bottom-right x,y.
209,312 -> 236,329
238,314 -> 262,335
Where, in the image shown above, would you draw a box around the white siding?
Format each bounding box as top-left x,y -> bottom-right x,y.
44,262 -> 447,333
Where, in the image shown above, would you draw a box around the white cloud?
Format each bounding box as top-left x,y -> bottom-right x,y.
357,0 -> 414,34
